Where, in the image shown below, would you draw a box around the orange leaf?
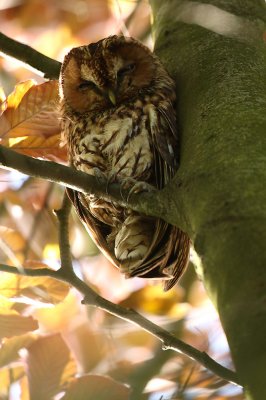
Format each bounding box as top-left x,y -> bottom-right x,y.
3,80 -> 35,109
26,333 -> 76,400
0,312 -> 38,339
0,80 -> 65,161
62,375 -> 130,400
8,133 -> 67,162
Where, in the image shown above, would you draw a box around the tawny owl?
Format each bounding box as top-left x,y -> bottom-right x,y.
59,35 -> 190,290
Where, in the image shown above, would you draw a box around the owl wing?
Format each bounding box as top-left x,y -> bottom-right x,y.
66,188 -> 119,268
137,100 -> 190,290
151,100 -> 179,174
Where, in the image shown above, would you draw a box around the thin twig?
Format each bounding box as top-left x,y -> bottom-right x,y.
53,191 -> 74,277
0,263 -> 61,279
0,32 -> 61,79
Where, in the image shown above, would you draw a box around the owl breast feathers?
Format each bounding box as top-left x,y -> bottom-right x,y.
59,35 -> 190,290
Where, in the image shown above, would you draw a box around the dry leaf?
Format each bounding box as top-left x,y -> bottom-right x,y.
0,311 -> 38,339
0,333 -> 36,368
0,80 -> 66,162
0,366 -> 25,397
26,333 -> 77,400
0,268 -> 69,305
62,374 -> 130,400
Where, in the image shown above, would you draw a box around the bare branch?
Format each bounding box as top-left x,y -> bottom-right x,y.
0,145 -> 174,226
0,259 -> 240,385
0,263 -> 60,279
0,193 -> 240,387
81,288 -> 240,385
54,191 -> 74,277
0,32 -> 61,79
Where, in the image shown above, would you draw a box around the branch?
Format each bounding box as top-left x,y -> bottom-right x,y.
0,32 -> 61,79
0,193 -> 240,387
81,287 -> 240,385
0,264 -> 240,386
0,144 -> 183,229
0,30 -> 238,387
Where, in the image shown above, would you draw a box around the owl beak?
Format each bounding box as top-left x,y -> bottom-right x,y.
107,89 -> 116,106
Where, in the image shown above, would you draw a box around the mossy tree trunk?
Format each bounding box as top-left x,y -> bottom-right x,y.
150,1 -> 266,398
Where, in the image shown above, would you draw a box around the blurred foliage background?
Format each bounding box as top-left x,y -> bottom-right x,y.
0,1 -> 244,399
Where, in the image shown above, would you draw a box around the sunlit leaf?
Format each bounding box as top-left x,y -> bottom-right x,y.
3,80 -> 35,110
42,243 -> 60,260
8,133 -> 67,162
0,268 -> 69,305
34,291 -> 80,331
0,86 -> 6,116
0,366 -> 25,397
0,311 -> 38,338
0,226 -> 25,254
0,80 -> 65,161
62,374 -> 130,400
20,375 -> 30,400
26,333 -> 77,400
0,333 -> 37,368
120,285 -> 185,315
68,324 -> 108,373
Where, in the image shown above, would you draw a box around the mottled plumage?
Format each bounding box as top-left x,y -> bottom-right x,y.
59,35 -> 190,290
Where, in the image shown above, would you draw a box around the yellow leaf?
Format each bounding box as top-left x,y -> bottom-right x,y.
0,366 -> 25,397
0,333 -> 37,368
0,86 -> 6,115
34,291 -> 79,331
42,243 -> 60,260
4,80 -> 36,110
120,285 -> 185,315
0,268 -> 69,305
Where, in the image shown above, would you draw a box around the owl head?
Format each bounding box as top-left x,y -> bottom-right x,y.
59,35 -> 170,113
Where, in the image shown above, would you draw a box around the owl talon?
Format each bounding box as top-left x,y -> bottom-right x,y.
119,178 -> 155,202
92,168 -> 111,195
127,182 -> 156,202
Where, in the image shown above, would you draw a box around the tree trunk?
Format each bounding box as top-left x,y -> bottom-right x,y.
150,1 -> 266,398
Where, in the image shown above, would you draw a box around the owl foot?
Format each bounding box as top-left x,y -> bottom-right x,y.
120,178 -> 156,202
93,167 -> 107,184
92,168 -> 113,196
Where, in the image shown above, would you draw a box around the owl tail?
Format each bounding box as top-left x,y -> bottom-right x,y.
115,213 -> 190,290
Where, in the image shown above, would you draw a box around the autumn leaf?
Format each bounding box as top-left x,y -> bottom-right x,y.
0,266 -> 69,305
62,374 -> 130,400
0,85 -> 6,115
0,367 -> 25,398
0,80 -> 66,162
26,333 -> 76,400
0,333 -> 36,368
0,310 -> 38,339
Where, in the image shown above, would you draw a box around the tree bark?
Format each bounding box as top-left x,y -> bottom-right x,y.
150,0 -> 266,398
